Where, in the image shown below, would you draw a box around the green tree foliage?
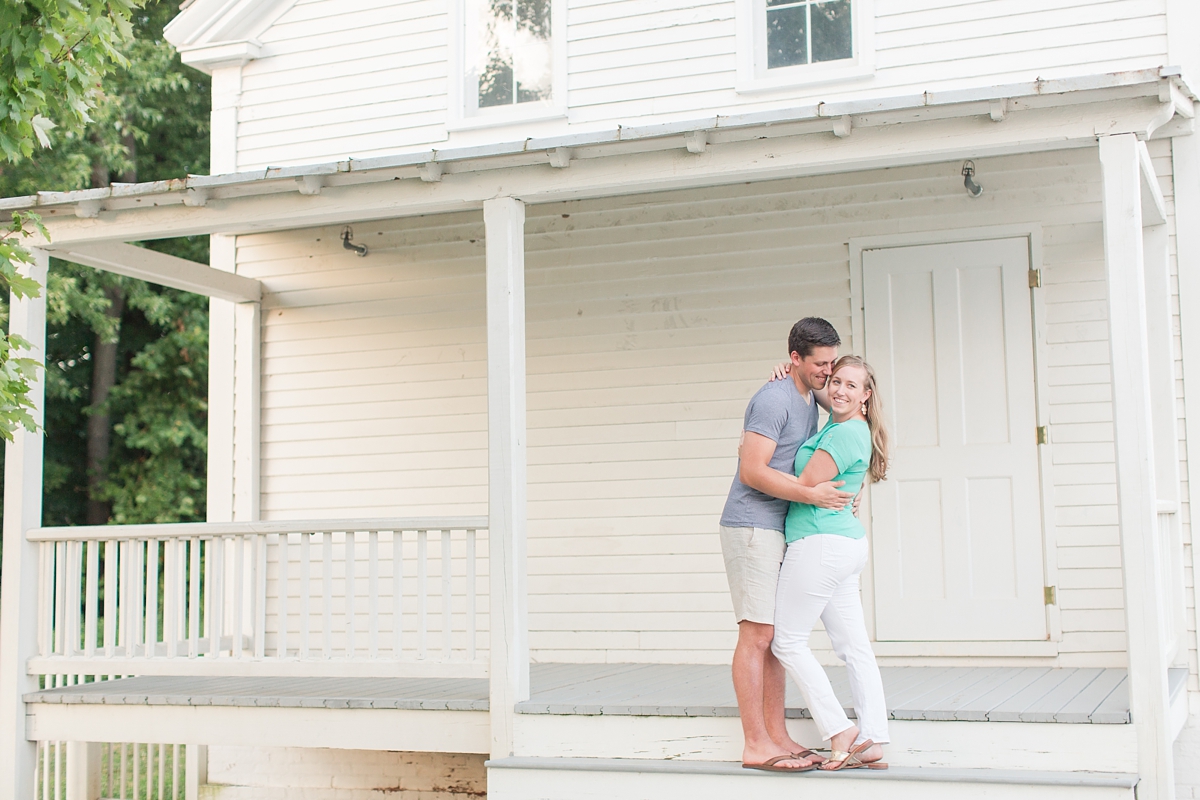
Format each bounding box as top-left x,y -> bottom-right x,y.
1,0 -> 211,532
0,0 -> 145,447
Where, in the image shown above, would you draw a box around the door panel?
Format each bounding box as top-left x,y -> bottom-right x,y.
864,238 -> 1046,642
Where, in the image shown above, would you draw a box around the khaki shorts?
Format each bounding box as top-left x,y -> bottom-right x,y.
719,525 -> 786,625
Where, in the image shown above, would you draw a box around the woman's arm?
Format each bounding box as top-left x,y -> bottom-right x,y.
796,449 -> 840,489
740,432 -> 852,508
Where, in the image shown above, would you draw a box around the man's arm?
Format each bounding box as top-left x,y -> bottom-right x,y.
739,432 -> 852,509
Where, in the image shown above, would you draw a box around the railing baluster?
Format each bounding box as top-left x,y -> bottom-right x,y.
104,540 -> 117,658
54,542 -> 67,656
300,532 -> 311,660
85,541 -> 99,657
392,530 -> 403,657
41,740 -> 49,800
322,531 -> 333,659
69,542 -> 84,655
120,541 -> 131,657
278,533 -> 289,658
417,529 -> 427,659
233,535 -> 245,659
344,531 -> 356,657
120,742 -> 128,800
368,531 -> 379,658
467,529 -> 476,661
146,539 -> 160,658
210,536 -> 224,657
189,538 -> 201,658
173,744 -> 180,800
163,539 -> 176,659
442,530 -> 452,658
255,535 -> 267,659
158,743 -> 166,800
38,542 -> 51,658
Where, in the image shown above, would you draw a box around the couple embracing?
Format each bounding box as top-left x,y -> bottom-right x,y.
719,317 -> 891,773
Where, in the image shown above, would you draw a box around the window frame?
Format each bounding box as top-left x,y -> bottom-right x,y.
735,0 -> 875,94
448,0 -> 568,131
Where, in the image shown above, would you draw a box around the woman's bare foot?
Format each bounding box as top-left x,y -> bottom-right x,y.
820,726 -> 883,769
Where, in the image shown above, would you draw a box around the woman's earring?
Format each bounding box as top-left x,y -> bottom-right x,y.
861,403 -> 868,415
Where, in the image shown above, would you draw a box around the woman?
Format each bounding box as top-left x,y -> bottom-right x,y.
771,354 -> 890,771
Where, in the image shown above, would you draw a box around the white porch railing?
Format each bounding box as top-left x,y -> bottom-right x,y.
1156,503 -> 1187,665
27,518 -> 489,679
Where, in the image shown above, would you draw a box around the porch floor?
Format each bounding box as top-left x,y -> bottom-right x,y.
27,663 -> 1160,724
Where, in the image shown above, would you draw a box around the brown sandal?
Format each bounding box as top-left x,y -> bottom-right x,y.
743,754 -> 817,773
820,739 -> 888,771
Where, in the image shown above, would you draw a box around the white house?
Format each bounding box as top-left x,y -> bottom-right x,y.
1,0 -> 1199,798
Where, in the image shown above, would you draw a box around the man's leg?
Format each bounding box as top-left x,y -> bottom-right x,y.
763,645 -> 811,757
733,621 -> 786,765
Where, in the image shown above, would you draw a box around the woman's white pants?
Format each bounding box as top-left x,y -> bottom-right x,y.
771,534 -> 889,745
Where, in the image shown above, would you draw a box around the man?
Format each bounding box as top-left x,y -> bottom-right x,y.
719,317 -> 851,770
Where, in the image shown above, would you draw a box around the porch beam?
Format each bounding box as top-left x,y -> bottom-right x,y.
21,98 -> 1183,248
0,249 -> 49,800
44,241 -> 261,303
1098,132 -> 1174,800
485,197 -> 530,759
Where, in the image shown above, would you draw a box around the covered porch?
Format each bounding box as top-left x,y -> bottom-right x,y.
1,69 -> 1198,800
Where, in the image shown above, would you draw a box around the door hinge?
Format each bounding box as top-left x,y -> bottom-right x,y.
1036,426 -> 1049,445
1028,269 -> 1042,288
1044,586 -> 1057,605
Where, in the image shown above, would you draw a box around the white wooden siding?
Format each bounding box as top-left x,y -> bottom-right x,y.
232,0 -> 1168,170
239,146 -> 1163,666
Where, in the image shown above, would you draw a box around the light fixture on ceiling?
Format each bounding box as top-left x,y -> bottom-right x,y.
962,161 -> 983,198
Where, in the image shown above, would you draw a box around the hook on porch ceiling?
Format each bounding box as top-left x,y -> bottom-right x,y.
342,226 -> 368,257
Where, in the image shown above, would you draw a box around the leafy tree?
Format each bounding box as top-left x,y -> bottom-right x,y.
1,0 -> 211,537
0,0 -> 145,442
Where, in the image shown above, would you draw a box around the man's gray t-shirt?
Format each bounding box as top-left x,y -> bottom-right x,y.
720,378 -> 820,532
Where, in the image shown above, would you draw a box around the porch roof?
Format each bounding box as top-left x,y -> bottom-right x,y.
3,68 -> 1195,251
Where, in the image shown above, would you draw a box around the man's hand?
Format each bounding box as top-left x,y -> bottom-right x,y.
810,480 -> 852,510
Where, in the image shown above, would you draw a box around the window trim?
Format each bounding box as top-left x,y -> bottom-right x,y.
447,0 -> 568,131
735,0 -> 875,94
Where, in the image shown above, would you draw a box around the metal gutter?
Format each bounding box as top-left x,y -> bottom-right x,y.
0,68 -> 1192,217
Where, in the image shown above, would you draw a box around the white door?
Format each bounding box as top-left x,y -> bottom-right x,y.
863,238 -> 1047,641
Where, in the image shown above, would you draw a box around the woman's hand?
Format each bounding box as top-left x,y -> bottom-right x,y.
769,362 -> 791,382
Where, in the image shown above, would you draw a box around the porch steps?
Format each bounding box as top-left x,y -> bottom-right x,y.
486,757 -> 1138,800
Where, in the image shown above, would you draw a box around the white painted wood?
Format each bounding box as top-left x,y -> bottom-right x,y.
0,249 -> 48,800
1174,133 -> 1200,704
233,301 -> 261,522
863,238 -> 1046,641
185,744 -> 207,800
209,67 -> 243,175
486,196 -> 530,758
1098,132 -> 1174,800
26,703 -> 491,755
208,235 -> 238,526
65,742 -> 100,800
45,242 -> 261,302
487,759 -> 1137,800
22,94 -> 1182,247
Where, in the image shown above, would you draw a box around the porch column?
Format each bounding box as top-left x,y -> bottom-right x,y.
1098,133 -> 1174,799
0,248 -> 48,800
485,196 -> 530,758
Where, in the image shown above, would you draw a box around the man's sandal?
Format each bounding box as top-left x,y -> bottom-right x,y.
743,754 -> 817,773
792,748 -> 826,764
820,739 -> 888,771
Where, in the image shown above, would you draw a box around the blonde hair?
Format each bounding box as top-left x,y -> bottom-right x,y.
831,355 -> 890,483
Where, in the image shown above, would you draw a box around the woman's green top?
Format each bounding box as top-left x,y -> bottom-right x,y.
784,418 -> 871,543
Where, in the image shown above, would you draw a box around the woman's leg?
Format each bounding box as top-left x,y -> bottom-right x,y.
820,537 -> 889,748
771,536 -> 855,742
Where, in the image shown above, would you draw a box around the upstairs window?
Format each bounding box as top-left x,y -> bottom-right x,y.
766,0 -> 853,69
456,0 -> 564,124
736,0 -> 873,92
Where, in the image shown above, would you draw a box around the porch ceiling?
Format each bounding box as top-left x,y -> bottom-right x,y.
3,69 -> 1194,248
